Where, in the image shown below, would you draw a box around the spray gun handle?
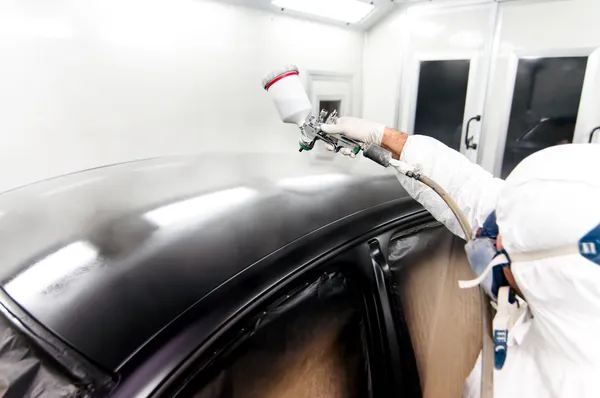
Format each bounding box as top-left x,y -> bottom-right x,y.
363,145 -> 393,167
326,134 -> 392,168
318,130 -> 390,167
334,135 -> 362,155
313,129 -> 361,155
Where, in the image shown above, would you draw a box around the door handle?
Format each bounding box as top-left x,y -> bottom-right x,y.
589,126 -> 600,144
465,115 -> 481,150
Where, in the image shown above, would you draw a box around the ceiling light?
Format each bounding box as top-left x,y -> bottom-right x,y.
272,0 -> 375,24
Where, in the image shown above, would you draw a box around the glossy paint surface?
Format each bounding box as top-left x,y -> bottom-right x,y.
0,154 -> 407,371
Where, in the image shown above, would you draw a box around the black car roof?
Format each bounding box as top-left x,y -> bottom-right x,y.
0,153 -> 409,371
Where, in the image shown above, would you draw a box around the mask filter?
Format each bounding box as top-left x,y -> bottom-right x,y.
463,211 -> 511,300
580,223 -> 600,265
465,238 -> 497,298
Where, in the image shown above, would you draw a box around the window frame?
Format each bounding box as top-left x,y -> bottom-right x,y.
484,47 -> 596,177
152,210 -> 434,398
169,268 -> 371,398
499,55 -> 589,177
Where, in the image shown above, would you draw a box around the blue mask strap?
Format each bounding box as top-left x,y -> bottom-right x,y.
579,223 -> 600,266
493,286 -> 512,370
480,211 -> 499,239
491,249 -> 513,302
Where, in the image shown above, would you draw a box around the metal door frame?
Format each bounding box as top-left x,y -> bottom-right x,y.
404,52 -> 482,156
395,1 -> 499,163
489,47 -> 597,176
575,47 -> 600,145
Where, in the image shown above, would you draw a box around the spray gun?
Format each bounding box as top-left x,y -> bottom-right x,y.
262,64 -> 472,237
261,65 -> 361,155
262,65 -> 394,167
298,108 -> 363,154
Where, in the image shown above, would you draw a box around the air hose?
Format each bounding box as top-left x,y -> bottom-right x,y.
364,144 -> 491,397
406,167 -> 493,398
363,145 -> 473,239
409,173 -> 472,239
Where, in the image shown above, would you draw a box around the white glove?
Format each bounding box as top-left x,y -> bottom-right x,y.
320,117 -> 386,158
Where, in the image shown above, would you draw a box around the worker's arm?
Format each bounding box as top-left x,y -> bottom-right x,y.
322,119 -> 504,239
390,130 -> 504,239
380,127 -> 407,159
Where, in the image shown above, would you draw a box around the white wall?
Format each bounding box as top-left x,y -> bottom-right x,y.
362,9 -> 405,128
0,0 -> 363,192
478,0 -> 600,174
363,3 -> 493,129
363,0 -> 600,175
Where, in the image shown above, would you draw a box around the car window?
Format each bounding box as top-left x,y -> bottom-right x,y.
387,224 -> 482,397
175,273 -> 370,398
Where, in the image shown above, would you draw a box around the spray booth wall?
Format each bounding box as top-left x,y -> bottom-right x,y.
363,0 -> 600,176
0,0 -> 364,192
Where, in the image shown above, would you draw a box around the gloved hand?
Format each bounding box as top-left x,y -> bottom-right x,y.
320,117 -> 386,158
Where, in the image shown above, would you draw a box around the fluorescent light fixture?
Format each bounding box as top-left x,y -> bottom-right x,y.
144,187 -> 257,227
6,241 -> 99,296
272,0 -> 375,24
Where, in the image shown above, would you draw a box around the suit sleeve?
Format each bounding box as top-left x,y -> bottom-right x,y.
395,135 -> 505,240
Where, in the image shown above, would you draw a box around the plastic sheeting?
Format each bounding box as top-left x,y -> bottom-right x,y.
388,224 -> 482,398
0,313 -> 82,398
183,273 -> 369,398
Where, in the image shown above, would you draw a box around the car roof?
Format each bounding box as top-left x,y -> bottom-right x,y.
0,153 -> 407,371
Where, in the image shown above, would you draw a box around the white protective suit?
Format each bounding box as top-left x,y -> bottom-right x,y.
395,135 -> 600,398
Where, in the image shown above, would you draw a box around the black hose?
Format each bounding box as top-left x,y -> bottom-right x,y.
363,145 -> 392,167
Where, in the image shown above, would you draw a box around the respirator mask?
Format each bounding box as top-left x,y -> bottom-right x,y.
462,211 -> 510,301
461,213 -> 600,301
460,213 -> 600,370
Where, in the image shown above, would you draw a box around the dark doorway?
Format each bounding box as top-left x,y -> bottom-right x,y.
501,57 -> 587,178
319,100 -> 342,119
414,60 -> 471,151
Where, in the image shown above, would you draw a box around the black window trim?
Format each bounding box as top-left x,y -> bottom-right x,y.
153,210 -> 434,398
170,269 -> 369,398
